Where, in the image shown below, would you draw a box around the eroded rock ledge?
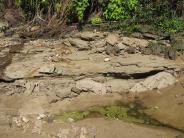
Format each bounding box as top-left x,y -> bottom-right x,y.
0,31 -> 183,100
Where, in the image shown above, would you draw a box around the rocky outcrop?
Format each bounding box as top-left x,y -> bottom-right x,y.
1,30 -> 184,137
0,31 -> 183,100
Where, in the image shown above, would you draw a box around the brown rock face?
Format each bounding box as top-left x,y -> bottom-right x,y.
4,9 -> 24,26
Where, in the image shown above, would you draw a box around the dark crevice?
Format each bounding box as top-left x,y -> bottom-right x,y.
0,69 -> 164,83
0,78 -> 15,83
102,69 -> 164,79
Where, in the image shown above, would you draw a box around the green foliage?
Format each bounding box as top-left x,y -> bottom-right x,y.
1,0 -> 184,33
135,0 -> 170,22
54,111 -> 90,123
53,105 -> 151,124
90,106 -> 144,123
9,0 -> 65,19
16,0 -> 48,18
91,17 -> 102,24
73,0 -> 89,21
54,2 -> 62,13
155,17 -> 184,33
103,0 -> 138,20
101,21 -> 141,33
123,22 -> 141,32
0,1 -> 3,11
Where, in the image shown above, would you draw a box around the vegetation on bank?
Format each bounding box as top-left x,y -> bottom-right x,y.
0,0 -> 184,33
53,105 -> 160,126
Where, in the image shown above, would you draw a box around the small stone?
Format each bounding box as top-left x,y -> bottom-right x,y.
37,114 -> 46,120
67,118 -> 74,123
104,58 -> 110,62
21,116 -> 29,123
153,106 -> 159,109
39,64 -> 56,74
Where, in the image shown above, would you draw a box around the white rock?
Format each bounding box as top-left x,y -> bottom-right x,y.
104,58 -> 110,62
76,78 -> 107,95
130,72 -> 176,92
67,118 -> 74,123
21,116 -> 30,123
37,114 -> 46,120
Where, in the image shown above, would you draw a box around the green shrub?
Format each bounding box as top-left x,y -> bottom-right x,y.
73,0 -> 89,21
91,17 -> 102,24
103,0 -> 138,20
155,17 -> 184,33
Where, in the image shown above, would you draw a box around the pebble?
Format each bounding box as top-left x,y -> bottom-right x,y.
21,116 -> 30,123
153,106 -> 159,110
67,118 -> 74,123
37,114 -> 46,120
104,58 -> 110,62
